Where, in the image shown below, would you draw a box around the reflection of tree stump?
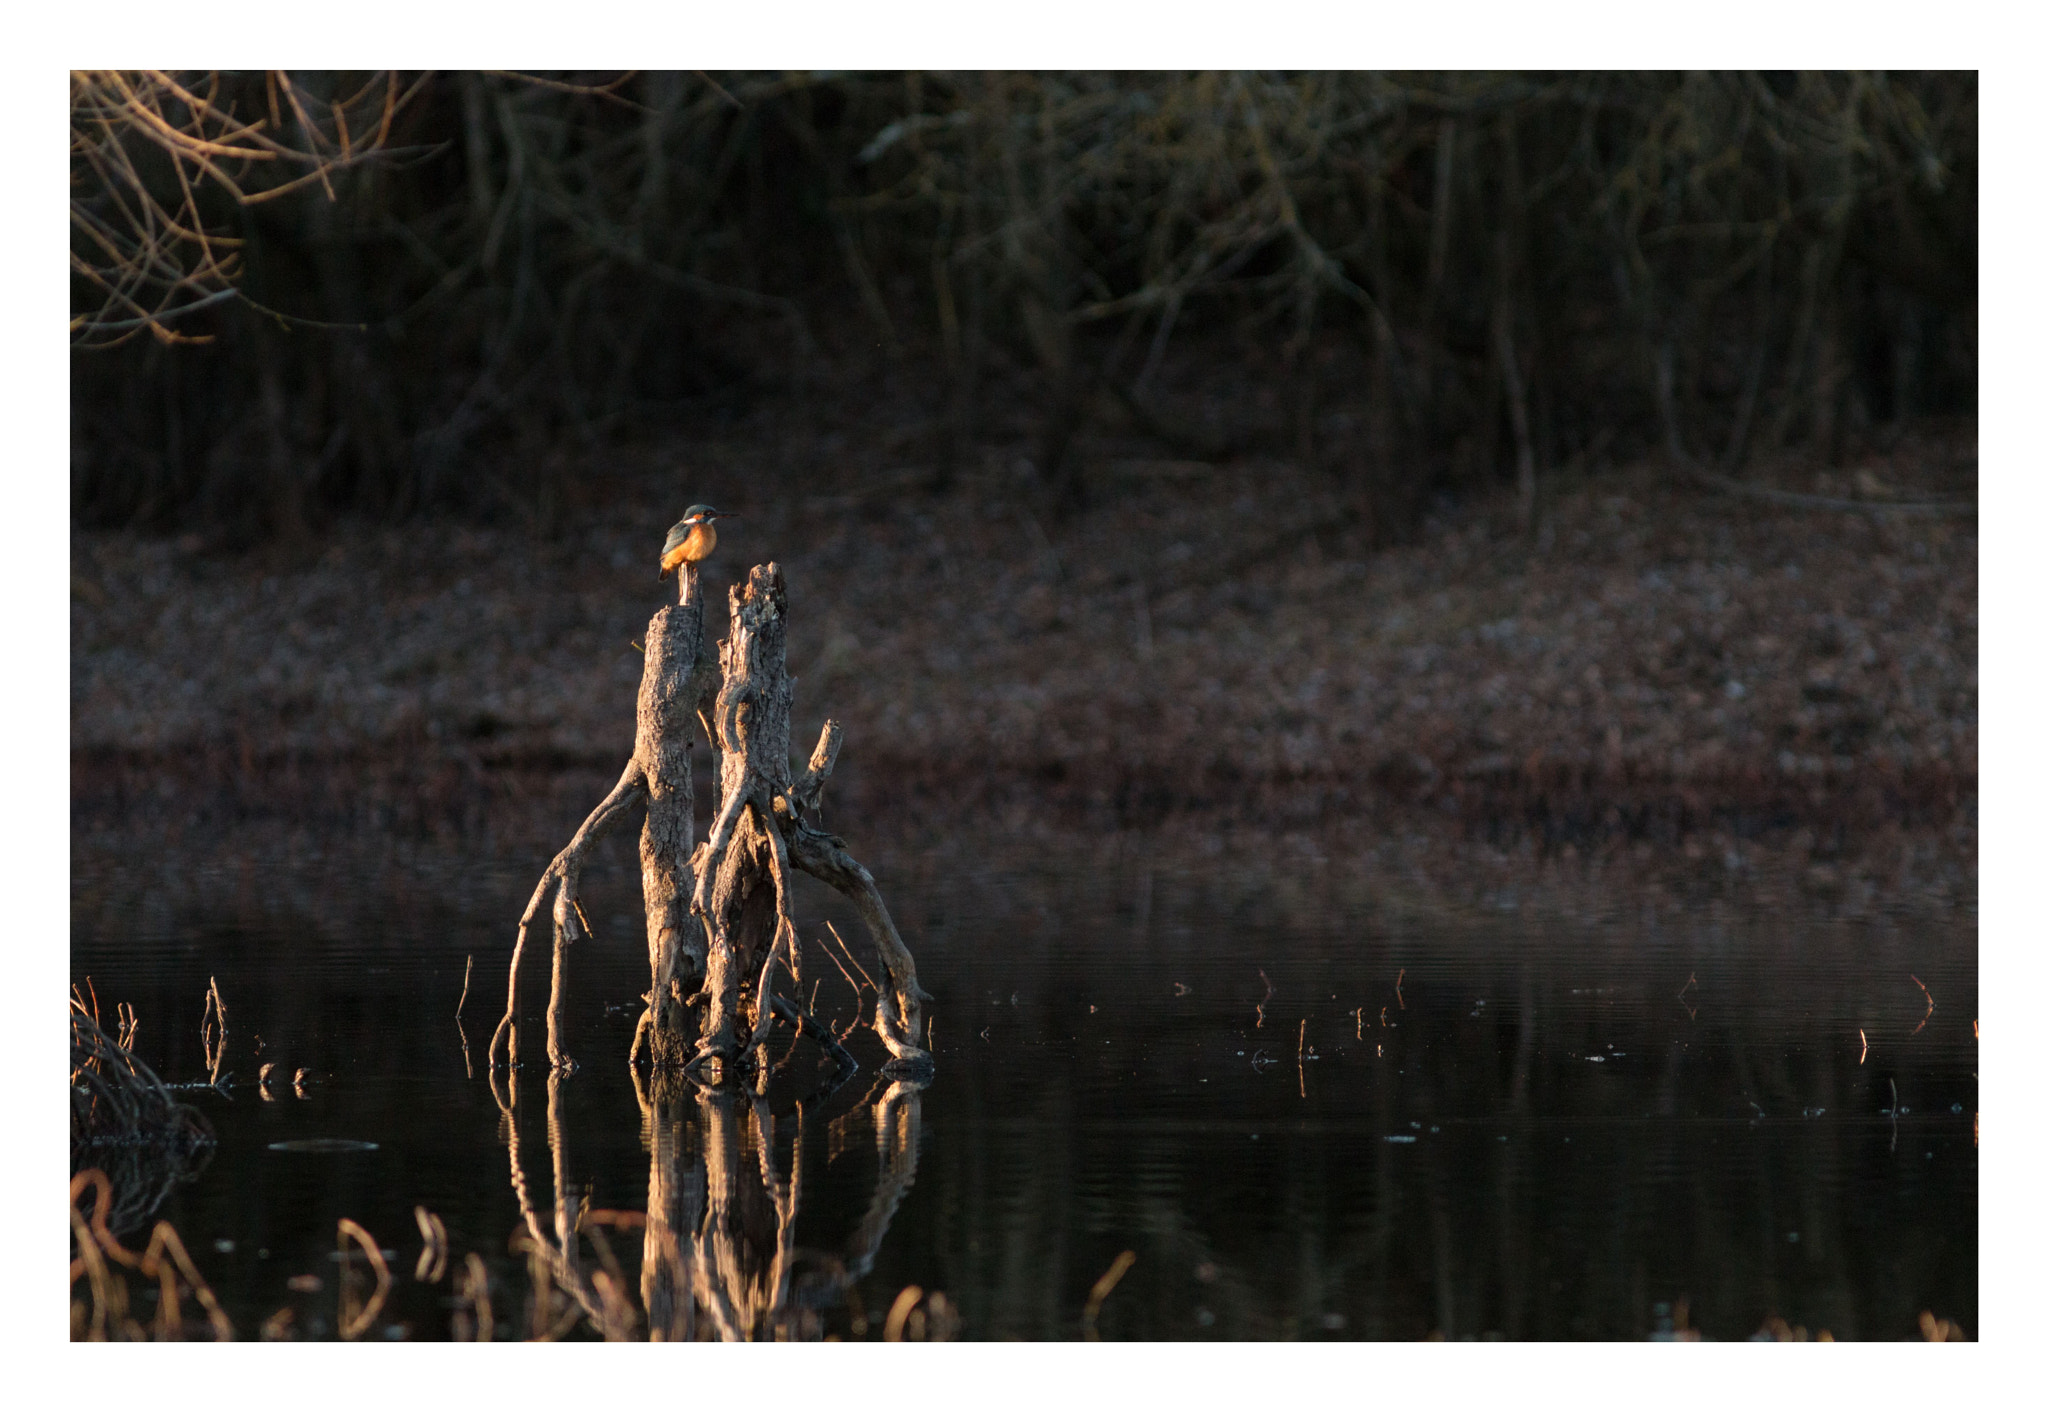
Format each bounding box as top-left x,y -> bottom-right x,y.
501,1057 -> 926,1341
493,560 -> 930,1082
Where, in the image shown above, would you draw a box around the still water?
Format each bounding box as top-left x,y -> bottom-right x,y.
71,827 -> 1977,1340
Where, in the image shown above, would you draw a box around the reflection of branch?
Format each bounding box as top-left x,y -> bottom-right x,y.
834,1080 -> 928,1291
499,1068 -> 631,1339
200,976 -> 227,1085
633,1066 -> 698,1342
495,1028 -> 917,1340
336,1218 -> 393,1339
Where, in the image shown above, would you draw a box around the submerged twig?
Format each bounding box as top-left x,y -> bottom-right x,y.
1081,1250 -> 1138,1340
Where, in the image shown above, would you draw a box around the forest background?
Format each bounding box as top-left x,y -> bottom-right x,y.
67,69 -> 1979,910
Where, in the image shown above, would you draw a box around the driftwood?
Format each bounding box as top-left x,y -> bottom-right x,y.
492,559 -> 931,1082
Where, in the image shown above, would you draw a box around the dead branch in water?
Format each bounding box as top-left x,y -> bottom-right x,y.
494,560 -> 929,1086
70,998 -> 215,1235
493,563 -> 718,1073
688,564 -> 930,1077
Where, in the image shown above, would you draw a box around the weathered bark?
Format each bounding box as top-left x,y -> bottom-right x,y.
636,568 -> 721,1068
494,564 -> 716,1073
691,565 -> 800,1073
690,563 -> 932,1077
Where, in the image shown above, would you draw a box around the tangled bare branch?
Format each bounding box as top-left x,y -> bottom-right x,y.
69,70 -> 428,347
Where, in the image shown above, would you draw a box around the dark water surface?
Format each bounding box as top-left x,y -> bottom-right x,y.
71,827 -> 1977,1340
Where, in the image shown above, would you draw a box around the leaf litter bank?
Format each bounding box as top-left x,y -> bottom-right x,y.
72,405 -> 1975,901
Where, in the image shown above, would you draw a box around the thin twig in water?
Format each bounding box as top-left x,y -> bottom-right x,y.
456,954 -> 474,1020
824,919 -> 878,993
200,976 -> 227,1085
1910,975 -> 1934,1036
815,926 -> 867,998
1256,968 -> 1274,1028
1859,1028 -> 1868,1064
1081,1251 -> 1138,1340
1396,968 -> 1406,1010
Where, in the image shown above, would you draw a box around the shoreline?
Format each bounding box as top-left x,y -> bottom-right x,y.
72,404 -> 1976,895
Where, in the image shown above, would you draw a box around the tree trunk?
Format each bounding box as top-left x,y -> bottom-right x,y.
636,569 -> 719,1068
495,565 -> 715,1074
693,563 -> 933,1077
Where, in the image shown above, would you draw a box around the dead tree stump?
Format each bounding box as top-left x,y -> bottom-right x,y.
690,563 -> 932,1080
492,560 -> 930,1083
635,575 -> 721,1070
489,566 -> 717,1074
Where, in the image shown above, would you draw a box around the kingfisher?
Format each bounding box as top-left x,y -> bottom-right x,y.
658,505 -> 736,580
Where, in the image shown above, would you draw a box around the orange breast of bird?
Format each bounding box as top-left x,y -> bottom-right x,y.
658,521 -> 717,578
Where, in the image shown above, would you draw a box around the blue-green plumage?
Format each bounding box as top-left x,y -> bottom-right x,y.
658,504 -> 734,579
